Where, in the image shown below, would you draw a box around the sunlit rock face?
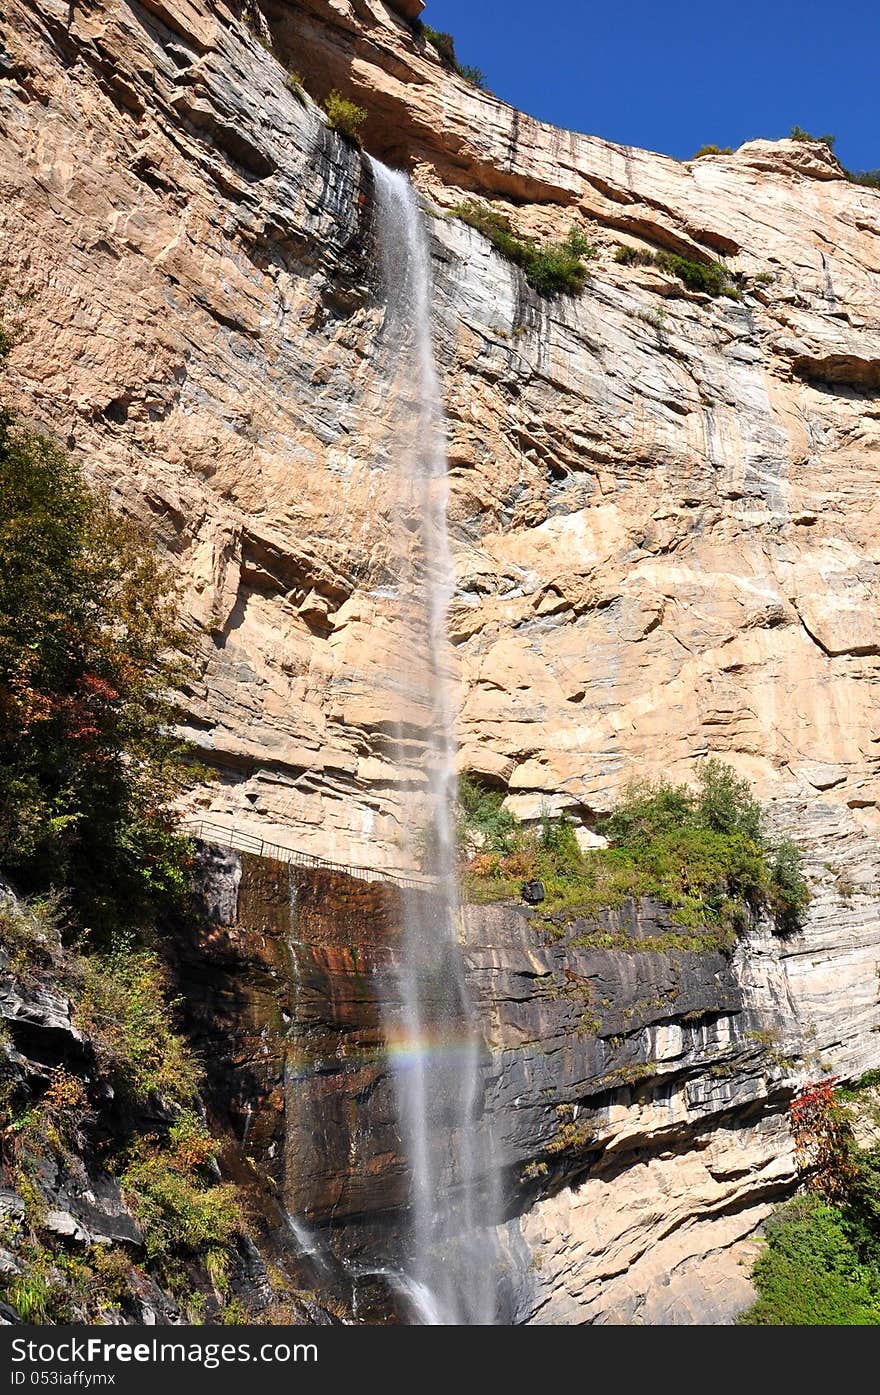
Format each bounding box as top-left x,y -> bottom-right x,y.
4,1 -> 880,867
2,0 -> 880,1324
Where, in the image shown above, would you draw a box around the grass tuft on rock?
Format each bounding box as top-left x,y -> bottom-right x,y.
452,200 -> 595,297
614,242 -> 740,298
413,22 -> 490,89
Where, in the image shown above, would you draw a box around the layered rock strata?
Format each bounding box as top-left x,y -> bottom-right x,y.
184,849 -> 821,1323
2,0 -> 880,1323
2,1 -> 880,872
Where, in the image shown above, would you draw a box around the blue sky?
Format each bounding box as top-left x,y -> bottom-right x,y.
421,0 -> 879,173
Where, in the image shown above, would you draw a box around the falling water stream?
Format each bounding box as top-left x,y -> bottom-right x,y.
369,160 -> 504,1325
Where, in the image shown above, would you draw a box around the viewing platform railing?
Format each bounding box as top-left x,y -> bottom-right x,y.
182,818 -> 434,893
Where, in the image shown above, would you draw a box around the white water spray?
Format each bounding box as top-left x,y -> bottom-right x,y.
369,159 -> 504,1326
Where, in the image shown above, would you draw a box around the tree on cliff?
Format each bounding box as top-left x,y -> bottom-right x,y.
0,390 -> 198,931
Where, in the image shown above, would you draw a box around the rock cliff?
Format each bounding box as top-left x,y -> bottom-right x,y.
2,0 -> 880,1323
183,850 -> 803,1323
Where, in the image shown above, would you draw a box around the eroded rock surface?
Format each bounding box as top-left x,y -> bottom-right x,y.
184,849 -> 836,1323
3,1 -> 880,871
3,0 -> 880,1323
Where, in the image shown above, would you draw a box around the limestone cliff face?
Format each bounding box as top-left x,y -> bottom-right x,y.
2,0 -> 880,1322
3,1 -> 880,859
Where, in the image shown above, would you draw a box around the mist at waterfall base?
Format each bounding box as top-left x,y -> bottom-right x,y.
365,158 -> 509,1326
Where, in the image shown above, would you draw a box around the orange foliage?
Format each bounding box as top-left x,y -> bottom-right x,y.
789,1078 -> 857,1202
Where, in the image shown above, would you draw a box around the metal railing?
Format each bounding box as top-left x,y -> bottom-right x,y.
182,818 -> 434,892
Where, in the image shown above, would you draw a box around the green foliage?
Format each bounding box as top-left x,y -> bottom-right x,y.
606,760 -> 764,846
696,758 -> 763,839
0,1230 -> 140,1324
120,1149 -> 240,1267
848,169 -> 880,189
0,409 -> 200,932
841,1068 -> 880,1099
538,809 -> 582,865
613,244 -> 655,267
790,125 -> 837,150
457,64 -> 489,90
463,760 -> 809,936
1,932 -> 240,1321
657,251 -> 738,297
848,1146 -> 880,1268
691,144 -> 733,158
414,23 -> 457,64
614,242 -> 739,298
457,773 -> 517,855
0,331 -> 244,1325
602,778 -> 694,849
570,923 -> 735,954
285,71 -> 305,103
0,891 -> 62,977
5,1268 -> 53,1322
527,232 -> 596,296
76,948 -> 201,1106
89,1245 -> 134,1306
769,838 -> 811,935
413,22 -> 489,88
322,91 -> 367,142
740,1197 -> 880,1324
452,201 -> 595,297
742,1075 -> 880,1324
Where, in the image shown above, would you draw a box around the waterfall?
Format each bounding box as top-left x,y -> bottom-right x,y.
369,159 -> 503,1325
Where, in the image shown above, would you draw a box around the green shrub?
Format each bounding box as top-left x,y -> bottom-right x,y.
457,64 -> 489,90
76,949 -> 201,1105
413,22 -> 489,88
121,1151 -> 240,1265
537,809 -> 583,869
613,243 -> 738,298
89,1245 -> 133,1306
656,250 -> 737,297
0,892 -> 61,976
740,1196 -> 880,1324
414,23 -> 457,65
848,169 -> 880,189
604,760 -> 761,847
696,758 -> 763,839
841,1068 -> 880,1099
5,1269 -> 53,1322
614,243 -> 656,268
790,125 -> 836,150
457,773 -> 517,855
453,201 -> 595,297
769,838 -> 811,936
462,760 -> 809,936
692,144 -> 732,158
603,779 -> 693,849
526,237 -> 593,297
323,91 -> 367,142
